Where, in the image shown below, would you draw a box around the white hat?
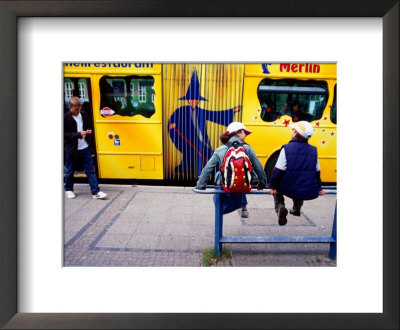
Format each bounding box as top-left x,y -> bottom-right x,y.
289,121 -> 314,139
226,122 -> 252,135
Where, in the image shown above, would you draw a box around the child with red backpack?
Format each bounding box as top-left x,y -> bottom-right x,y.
269,121 -> 326,226
196,122 -> 266,217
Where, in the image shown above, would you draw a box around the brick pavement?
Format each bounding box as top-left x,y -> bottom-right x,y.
64,184 -> 337,267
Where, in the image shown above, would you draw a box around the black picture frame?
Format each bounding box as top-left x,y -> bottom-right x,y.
0,1 -> 398,329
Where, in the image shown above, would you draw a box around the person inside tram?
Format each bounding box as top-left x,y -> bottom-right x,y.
283,100 -> 313,122
99,79 -> 115,109
260,97 -> 281,122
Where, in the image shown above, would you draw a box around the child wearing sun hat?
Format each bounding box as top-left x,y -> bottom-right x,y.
269,121 -> 326,226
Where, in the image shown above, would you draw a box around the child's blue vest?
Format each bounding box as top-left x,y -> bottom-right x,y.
278,138 -> 319,200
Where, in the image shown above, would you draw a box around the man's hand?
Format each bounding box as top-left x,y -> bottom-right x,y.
269,188 -> 277,195
80,130 -> 92,138
319,189 -> 326,195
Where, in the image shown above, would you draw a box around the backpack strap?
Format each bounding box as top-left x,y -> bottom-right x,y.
229,141 -> 244,147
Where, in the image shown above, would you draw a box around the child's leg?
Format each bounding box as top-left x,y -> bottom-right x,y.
241,194 -> 249,218
273,193 -> 287,226
216,193 -> 247,215
241,194 -> 248,208
289,199 -> 304,216
273,193 -> 285,213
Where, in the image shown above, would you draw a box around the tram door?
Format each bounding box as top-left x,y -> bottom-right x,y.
91,72 -> 164,179
63,77 -> 97,175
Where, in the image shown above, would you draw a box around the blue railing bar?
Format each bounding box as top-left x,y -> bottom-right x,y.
220,236 -> 336,243
322,186 -> 336,189
192,187 -> 336,195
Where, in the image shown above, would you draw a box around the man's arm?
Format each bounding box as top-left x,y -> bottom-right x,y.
64,115 -> 82,142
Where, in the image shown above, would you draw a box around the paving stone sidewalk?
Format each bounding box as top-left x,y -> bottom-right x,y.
64,184 -> 337,267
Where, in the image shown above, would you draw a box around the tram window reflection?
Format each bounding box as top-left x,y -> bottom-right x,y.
331,84 -> 337,124
257,79 -> 328,122
99,75 -> 155,118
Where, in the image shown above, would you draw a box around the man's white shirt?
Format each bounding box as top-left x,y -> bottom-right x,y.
72,113 -> 89,150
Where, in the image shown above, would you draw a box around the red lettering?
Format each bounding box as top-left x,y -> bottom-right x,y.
280,63 -> 320,73
280,63 -> 290,72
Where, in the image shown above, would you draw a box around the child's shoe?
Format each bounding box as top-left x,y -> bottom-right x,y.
241,207 -> 249,218
289,208 -> 301,216
278,206 -> 288,226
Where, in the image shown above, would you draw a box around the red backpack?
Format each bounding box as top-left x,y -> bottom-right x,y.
220,141 -> 253,193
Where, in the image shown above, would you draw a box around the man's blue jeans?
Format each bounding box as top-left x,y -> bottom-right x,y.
64,147 -> 100,195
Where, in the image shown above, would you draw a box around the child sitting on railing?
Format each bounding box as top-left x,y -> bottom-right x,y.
196,122 -> 266,218
269,121 -> 326,226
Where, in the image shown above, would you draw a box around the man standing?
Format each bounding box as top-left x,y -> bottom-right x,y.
64,96 -> 107,199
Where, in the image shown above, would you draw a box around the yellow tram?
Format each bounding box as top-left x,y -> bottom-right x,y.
64,62 -> 336,183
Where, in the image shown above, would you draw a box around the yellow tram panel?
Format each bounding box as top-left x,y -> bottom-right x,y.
242,63 -> 337,183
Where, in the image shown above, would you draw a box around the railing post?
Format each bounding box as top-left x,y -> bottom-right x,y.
214,192 -> 223,257
328,201 -> 337,259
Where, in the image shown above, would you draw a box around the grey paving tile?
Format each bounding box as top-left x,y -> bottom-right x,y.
157,235 -> 190,250
96,233 -> 132,248
163,224 -> 191,236
135,223 -> 165,236
126,234 -> 160,249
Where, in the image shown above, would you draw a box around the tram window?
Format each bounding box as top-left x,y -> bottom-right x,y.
99,76 -> 155,118
257,79 -> 328,122
64,78 -> 90,113
65,82 -> 73,98
331,84 -> 337,124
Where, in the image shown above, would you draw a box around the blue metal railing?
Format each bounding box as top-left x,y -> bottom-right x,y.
192,185 -> 337,259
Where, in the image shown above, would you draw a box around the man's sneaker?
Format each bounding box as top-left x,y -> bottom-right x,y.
241,208 -> 249,218
92,191 -> 107,199
65,191 -> 75,199
278,206 -> 288,226
289,208 -> 301,216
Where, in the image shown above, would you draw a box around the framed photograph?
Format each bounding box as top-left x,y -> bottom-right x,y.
1,1 -> 398,329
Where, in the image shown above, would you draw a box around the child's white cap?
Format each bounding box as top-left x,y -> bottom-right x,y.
226,122 -> 252,135
289,121 -> 314,139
